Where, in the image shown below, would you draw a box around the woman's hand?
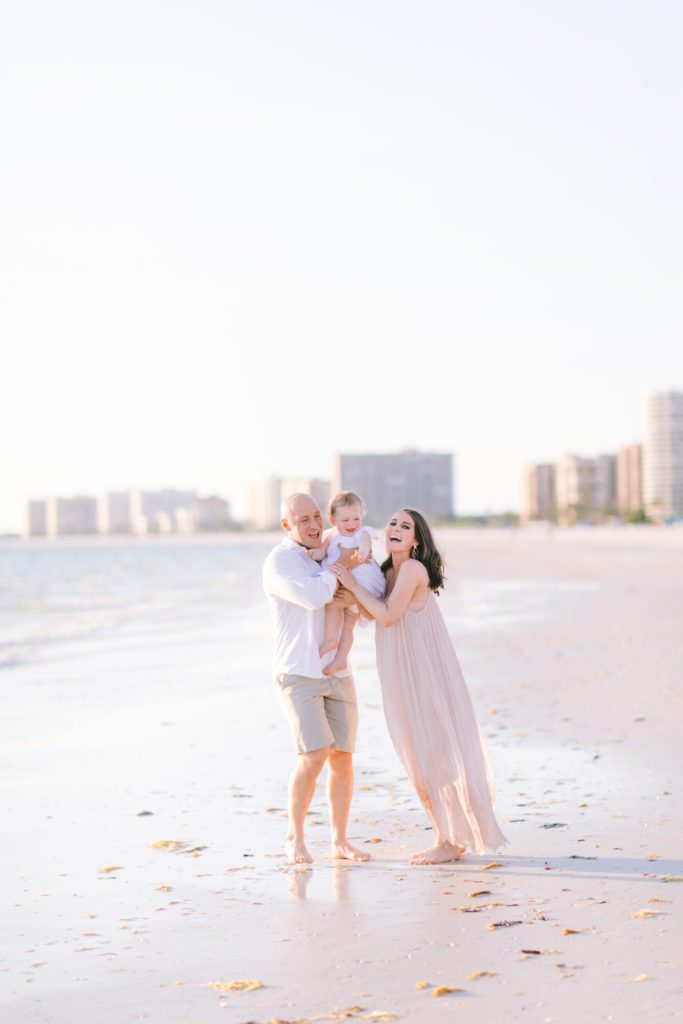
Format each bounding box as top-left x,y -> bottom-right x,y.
329,562 -> 356,592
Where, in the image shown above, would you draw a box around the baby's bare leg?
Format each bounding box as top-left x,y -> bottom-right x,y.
320,601 -> 345,657
323,609 -> 359,677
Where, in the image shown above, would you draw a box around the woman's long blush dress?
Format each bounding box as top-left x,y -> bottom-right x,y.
375,592 -> 507,854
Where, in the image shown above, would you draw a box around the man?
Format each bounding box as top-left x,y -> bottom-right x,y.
262,492 -> 370,865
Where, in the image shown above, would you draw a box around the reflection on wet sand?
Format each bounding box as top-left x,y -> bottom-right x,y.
286,865 -> 312,900
284,862 -> 365,902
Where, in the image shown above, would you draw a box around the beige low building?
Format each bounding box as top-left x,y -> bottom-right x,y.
616,444 -> 643,515
25,500 -> 48,537
555,453 -> 617,524
280,478 -> 332,517
46,496 -> 98,537
97,491 -> 131,534
247,476 -> 282,530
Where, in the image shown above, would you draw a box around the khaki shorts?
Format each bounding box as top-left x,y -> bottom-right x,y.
275,673 -> 358,754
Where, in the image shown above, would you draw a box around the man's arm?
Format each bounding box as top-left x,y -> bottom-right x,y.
264,550 -> 337,611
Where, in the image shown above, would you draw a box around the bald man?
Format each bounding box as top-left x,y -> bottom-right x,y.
262,492 -> 370,865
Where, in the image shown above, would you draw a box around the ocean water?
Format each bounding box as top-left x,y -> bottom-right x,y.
0,530 -> 611,680
0,532 -> 599,680
0,535 -> 275,674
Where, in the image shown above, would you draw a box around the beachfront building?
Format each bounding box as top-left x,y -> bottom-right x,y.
192,495 -> 232,531
248,476 -> 332,528
25,500 -> 48,537
333,449 -> 455,525
592,453 -> 617,512
616,444 -> 643,516
522,463 -> 556,522
129,488 -> 197,535
555,453 -> 617,524
247,476 -> 282,530
643,391 -> 683,520
280,477 -> 331,515
97,491 -> 131,535
46,495 -> 98,537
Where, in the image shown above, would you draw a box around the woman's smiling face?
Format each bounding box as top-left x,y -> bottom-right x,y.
385,509 -> 416,555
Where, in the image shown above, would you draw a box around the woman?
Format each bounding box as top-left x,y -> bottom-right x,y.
330,509 -> 507,865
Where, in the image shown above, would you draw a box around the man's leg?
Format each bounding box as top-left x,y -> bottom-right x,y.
286,746 -> 329,864
326,749 -> 370,862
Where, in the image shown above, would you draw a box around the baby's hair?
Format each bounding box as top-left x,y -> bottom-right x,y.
328,491 -> 367,518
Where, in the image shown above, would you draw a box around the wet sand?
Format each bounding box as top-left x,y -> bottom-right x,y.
1,528 -> 682,1023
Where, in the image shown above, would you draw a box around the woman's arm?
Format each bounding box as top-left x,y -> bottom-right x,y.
329,559 -> 427,627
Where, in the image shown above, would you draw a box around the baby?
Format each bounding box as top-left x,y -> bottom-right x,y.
307,490 -> 386,677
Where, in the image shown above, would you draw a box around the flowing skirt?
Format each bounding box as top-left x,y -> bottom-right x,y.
375,593 -> 507,853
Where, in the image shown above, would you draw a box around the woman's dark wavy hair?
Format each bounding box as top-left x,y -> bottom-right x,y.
381,508 -> 446,594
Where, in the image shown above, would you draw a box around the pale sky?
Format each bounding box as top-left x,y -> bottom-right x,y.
2,0 -> 682,531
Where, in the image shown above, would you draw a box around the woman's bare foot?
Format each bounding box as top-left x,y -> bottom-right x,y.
285,837 -> 313,864
331,840 -> 371,862
409,840 -> 465,866
319,639 -> 338,657
323,656 -> 348,677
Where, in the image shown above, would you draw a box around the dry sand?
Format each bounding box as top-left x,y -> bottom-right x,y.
1,527 -> 682,1023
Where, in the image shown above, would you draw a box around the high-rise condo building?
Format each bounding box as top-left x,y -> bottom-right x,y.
643,391 -> 683,520
46,496 -> 98,537
616,444 -> 643,515
25,500 -> 48,537
522,464 -> 556,521
333,450 -> 455,526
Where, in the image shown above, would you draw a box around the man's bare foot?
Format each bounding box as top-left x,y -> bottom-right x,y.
285,837 -> 313,864
319,640 -> 338,657
323,657 -> 348,677
409,840 -> 465,866
331,840 -> 371,862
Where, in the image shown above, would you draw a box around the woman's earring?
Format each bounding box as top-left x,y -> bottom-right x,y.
411,545 -> 418,559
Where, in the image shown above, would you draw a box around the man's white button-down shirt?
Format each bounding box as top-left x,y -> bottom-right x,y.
263,537 -> 350,679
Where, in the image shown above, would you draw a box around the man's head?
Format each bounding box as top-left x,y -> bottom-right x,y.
280,492 -> 324,548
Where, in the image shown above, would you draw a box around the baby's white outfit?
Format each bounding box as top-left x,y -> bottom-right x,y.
323,526 -> 386,599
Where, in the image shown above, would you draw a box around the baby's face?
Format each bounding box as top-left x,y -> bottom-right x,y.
332,503 -> 363,537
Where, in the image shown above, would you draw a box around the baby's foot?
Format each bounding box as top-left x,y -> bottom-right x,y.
331,840 -> 371,862
323,657 -> 348,677
409,841 -> 465,866
285,837 -> 313,864
319,640 -> 338,657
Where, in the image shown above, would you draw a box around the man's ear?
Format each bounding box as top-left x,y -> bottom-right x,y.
280,517 -> 290,532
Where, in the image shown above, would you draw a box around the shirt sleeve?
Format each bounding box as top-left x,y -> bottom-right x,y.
264,551 -> 337,610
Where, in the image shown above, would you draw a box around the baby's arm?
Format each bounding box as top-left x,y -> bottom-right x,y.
305,536 -> 330,561
346,529 -> 372,566
357,528 -> 372,561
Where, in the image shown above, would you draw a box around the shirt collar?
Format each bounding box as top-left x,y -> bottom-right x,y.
282,537 -> 308,553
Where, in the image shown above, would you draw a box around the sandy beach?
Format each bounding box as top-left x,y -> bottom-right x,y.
1,528 -> 682,1024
